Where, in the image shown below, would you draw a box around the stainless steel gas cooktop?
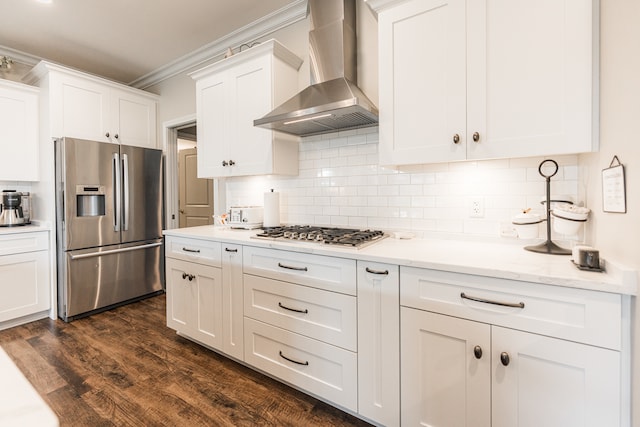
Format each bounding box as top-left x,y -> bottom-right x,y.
253,225 -> 387,249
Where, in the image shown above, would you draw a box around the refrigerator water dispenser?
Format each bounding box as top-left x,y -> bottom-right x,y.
76,185 -> 106,217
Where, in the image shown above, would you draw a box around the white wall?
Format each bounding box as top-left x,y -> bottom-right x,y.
581,0 -> 640,423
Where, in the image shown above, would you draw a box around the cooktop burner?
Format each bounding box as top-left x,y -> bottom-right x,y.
254,225 -> 387,248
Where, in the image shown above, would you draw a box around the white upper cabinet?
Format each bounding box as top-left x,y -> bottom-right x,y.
190,40 -> 302,178
24,61 -> 158,148
0,80 -> 39,181
374,0 -> 598,165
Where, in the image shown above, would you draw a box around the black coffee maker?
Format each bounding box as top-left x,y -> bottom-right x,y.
0,190 -> 26,226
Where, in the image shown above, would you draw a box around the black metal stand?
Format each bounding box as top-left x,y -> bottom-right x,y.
524,159 -> 571,255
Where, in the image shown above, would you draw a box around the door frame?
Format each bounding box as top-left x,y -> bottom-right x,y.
162,115 -> 226,230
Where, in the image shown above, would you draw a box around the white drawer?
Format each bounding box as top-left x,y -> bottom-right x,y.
165,236 -> 221,267
244,317 -> 357,412
401,267 -> 622,350
0,231 -> 48,256
244,274 -> 357,351
243,246 -> 356,295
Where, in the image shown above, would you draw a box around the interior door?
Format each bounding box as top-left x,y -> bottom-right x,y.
179,148 -> 214,227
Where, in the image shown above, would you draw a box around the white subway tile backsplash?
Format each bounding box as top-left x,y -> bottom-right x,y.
223,128 -> 580,237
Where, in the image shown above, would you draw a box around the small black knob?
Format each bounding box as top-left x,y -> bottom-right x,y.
222,160 -> 228,167
474,345 -> 483,359
105,132 -> 110,138
229,160 -> 235,166
500,352 -> 510,366
114,134 -> 119,139
182,273 -> 187,280
473,132 -> 480,142
453,134 -> 460,144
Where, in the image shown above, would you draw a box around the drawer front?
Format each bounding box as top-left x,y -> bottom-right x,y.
0,231 -> 48,256
244,317 -> 357,411
165,236 -> 221,267
243,246 -> 356,295
401,267 -> 622,350
244,274 -> 357,351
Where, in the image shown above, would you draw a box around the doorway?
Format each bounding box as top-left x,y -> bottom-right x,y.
163,115 -> 222,231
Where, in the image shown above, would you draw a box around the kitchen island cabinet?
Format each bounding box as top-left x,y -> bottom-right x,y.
24,61 -> 158,149
0,230 -> 50,330
0,80 -> 39,181
163,226 -> 635,427
374,0 -> 598,165
190,39 -> 302,178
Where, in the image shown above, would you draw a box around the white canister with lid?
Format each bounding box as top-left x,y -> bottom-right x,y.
512,210 -> 543,239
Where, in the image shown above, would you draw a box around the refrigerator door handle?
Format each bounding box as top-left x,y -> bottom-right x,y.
69,242 -> 163,260
122,153 -> 130,231
113,152 -> 121,232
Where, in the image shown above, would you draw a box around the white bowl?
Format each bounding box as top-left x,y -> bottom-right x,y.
512,212 -> 542,239
552,211 -> 585,235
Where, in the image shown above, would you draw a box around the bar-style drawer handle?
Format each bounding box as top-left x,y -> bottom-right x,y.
182,247 -> 201,253
278,302 -> 309,314
279,351 -> 309,366
460,292 -> 525,309
225,248 -> 238,253
277,262 -> 308,272
365,267 -> 389,275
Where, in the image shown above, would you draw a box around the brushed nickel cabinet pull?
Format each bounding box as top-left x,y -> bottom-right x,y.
279,351 -> 309,366
365,267 -> 389,275
453,133 -> 460,144
278,302 -> 309,314
460,292 -> 525,309
277,262 -> 308,272
473,132 -> 480,142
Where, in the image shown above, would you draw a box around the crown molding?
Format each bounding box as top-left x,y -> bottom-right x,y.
0,44 -> 41,66
129,0 -> 308,89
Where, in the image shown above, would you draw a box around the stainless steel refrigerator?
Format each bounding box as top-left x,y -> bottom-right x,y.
55,137 -> 164,321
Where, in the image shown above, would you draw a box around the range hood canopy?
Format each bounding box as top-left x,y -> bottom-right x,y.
254,0 -> 378,137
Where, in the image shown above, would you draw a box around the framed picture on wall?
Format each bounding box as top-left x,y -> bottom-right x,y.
602,156 -> 626,213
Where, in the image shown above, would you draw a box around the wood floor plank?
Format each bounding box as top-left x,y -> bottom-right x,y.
0,294 -> 372,427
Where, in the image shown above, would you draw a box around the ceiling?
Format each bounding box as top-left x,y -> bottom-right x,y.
0,0 -> 301,85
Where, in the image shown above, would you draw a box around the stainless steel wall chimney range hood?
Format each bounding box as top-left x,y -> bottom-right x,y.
254,0 -> 378,137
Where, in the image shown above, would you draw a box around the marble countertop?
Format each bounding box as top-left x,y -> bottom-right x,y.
164,226 -> 638,296
0,348 -> 58,426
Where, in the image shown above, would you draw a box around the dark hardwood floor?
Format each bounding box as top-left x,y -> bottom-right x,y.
0,295 -> 372,427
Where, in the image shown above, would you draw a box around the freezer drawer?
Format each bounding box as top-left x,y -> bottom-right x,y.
58,239 -> 164,321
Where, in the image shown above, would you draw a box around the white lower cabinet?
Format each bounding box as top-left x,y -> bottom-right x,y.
357,261 -> 400,427
166,257 -> 223,348
400,266 -> 624,427
221,244 -> 244,360
244,317 -> 358,411
0,231 -> 50,329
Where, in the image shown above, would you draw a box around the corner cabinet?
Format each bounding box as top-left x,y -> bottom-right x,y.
0,80 -> 39,181
400,267 -> 625,427
373,0 -> 599,165
190,39 -> 302,178
23,61 -> 158,148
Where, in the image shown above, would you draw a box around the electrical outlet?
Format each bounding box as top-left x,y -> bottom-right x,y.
469,197 -> 484,218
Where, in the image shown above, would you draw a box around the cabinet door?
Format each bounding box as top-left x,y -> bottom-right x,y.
165,258 -> 223,349
0,82 -> 39,181
196,72 -> 230,178
401,308 -> 491,427
467,0 -> 597,159
0,251 -> 50,322
378,0 -> 466,165
357,261 -> 400,427
492,326 -> 620,427
50,73 -> 110,142
110,88 -> 157,148
228,55 -> 274,176
221,244 -> 243,360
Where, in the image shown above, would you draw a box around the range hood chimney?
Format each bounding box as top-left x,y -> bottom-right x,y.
254,0 -> 378,137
